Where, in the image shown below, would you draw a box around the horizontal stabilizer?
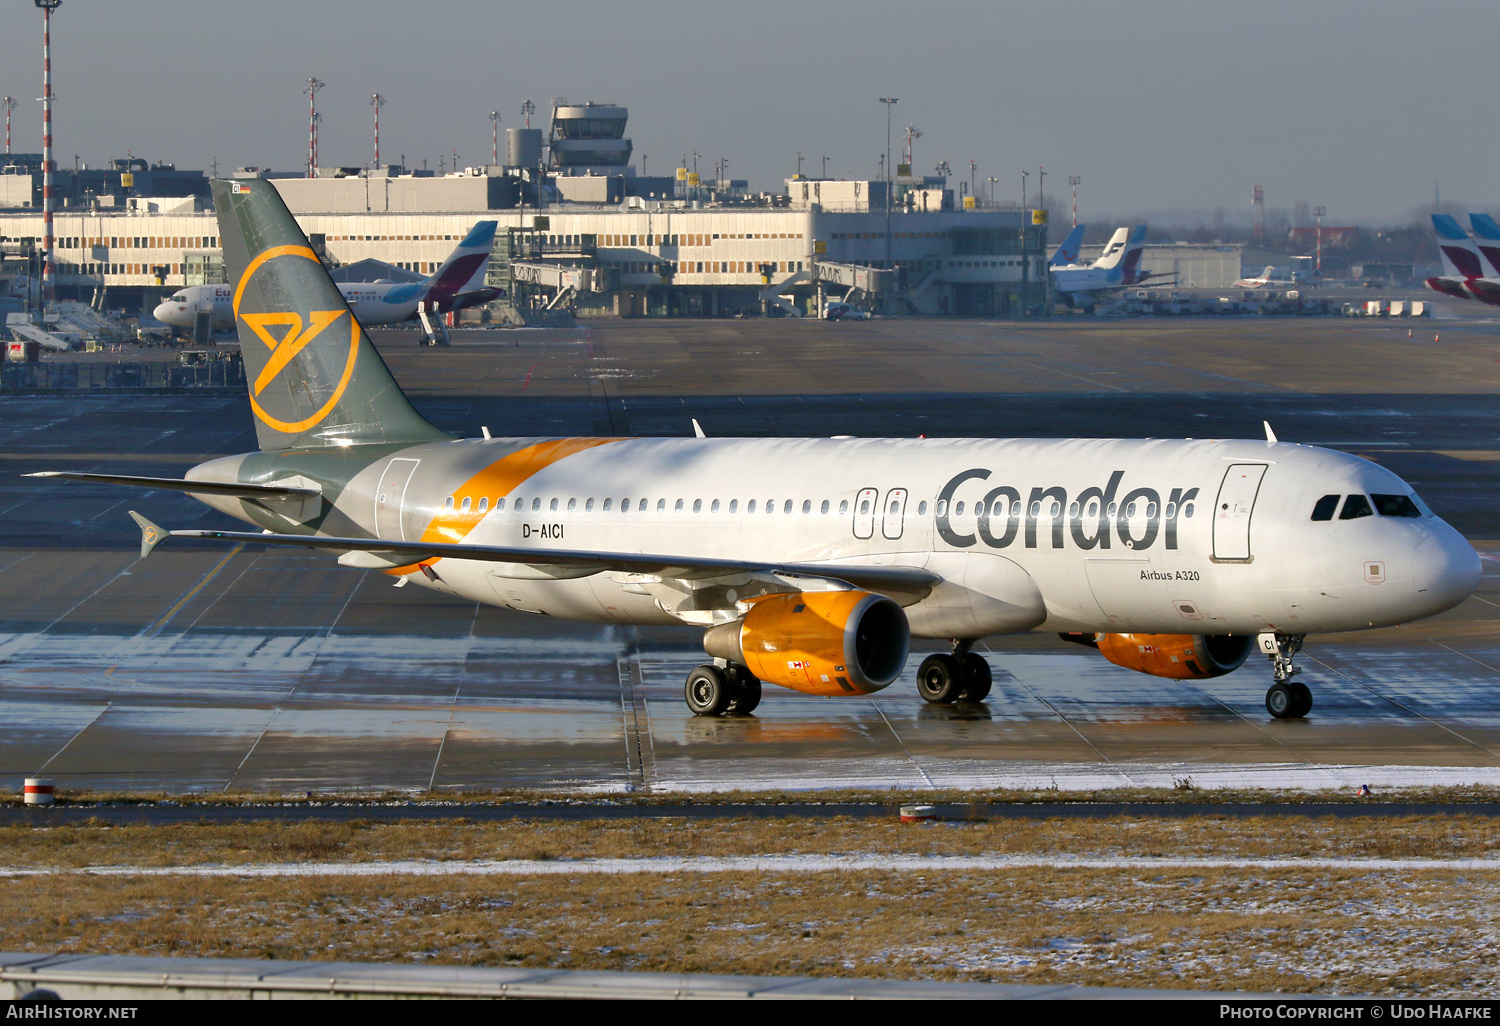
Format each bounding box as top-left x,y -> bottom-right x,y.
128,510 -> 171,560
26,471 -> 320,499
154,524 -> 940,595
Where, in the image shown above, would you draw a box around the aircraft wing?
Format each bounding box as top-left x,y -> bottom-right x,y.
129,513 -> 939,597
27,472 -> 320,499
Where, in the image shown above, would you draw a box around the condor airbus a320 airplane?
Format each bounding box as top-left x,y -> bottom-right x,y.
31,181 -> 1481,722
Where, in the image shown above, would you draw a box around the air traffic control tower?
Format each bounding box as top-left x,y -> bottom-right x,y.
548,102 -> 632,175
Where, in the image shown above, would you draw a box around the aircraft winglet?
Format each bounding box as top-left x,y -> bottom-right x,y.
692,419 -> 707,438
1263,421 -> 1278,443
128,511 -> 172,560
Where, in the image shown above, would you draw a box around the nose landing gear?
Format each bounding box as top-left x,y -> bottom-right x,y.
917,639 -> 992,704
1262,633 -> 1311,719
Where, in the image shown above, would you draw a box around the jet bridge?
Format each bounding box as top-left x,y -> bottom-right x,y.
813,262 -> 897,293
509,262 -> 601,294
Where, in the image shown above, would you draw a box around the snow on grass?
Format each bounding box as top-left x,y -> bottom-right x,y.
3,854 -> 1500,878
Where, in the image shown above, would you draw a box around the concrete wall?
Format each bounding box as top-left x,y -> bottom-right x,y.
0,175 -> 34,209
272,175 -> 519,214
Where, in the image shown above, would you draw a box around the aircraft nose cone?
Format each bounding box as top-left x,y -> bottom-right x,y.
1413,525 -> 1481,616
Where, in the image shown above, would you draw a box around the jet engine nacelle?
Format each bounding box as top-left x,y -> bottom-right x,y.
703,591 -> 910,696
1073,632 -> 1254,680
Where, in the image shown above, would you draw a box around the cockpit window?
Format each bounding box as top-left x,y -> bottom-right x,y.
1339,494 -> 1374,520
1372,493 -> 1422,518
1310,494 -> 1340,521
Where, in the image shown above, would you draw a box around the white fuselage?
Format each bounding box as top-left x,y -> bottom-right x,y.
188,436 -> 1479,640
1051,265 -> 1128,296
153,282 -> 430,330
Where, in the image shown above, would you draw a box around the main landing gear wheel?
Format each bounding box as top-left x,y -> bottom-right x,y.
918,648 -> 992,705
685,664 -> 731,716
917,655 -> 963,704
958,653 -> 992,703
685,664 -> 761,717
726,671 -> 762,716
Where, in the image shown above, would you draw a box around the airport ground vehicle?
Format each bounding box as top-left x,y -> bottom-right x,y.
824,301 -> 871,321
32,180 -> 1480,721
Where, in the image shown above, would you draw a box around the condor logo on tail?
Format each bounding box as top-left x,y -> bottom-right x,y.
232,245 -> 358,434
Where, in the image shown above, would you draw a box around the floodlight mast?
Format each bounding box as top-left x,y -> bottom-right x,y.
305,77 -> 325,178
370,93 -> 386,169
36,0 -> 61,314
2,97 -> 17,155
489,111 -> 501,166
879,97 -> 897,272
1314,205 -> 1326,275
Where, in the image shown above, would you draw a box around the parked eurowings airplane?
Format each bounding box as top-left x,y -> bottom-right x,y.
1458,213 -> 1500,306
1424,214 -> 1497,304
1051,225 -> 1169,309
31,180 -> 1480,723
151,220 -> 502,330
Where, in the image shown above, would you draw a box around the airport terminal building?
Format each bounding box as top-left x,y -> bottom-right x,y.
2,169 -> 1050,320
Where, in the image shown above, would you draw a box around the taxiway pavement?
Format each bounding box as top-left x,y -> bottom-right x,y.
2,318 -> 1498,794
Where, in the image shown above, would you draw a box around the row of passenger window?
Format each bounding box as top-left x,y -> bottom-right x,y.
1310,493 -> 1425,522
444,495 -> 847,515
439,494 -> 1198,521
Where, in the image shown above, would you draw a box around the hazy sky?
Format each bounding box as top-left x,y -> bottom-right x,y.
0,0 -> 1492,224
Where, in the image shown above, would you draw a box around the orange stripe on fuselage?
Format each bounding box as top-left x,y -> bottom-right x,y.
384,439 -> 621,574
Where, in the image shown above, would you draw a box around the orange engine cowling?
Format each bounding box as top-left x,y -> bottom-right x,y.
702,591 -> 910,696
1094,633 -> 1254,680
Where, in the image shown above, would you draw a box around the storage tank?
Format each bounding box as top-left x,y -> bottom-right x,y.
507,128 -> 544,169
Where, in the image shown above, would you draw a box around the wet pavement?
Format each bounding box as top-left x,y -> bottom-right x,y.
2,318 -> 1499,795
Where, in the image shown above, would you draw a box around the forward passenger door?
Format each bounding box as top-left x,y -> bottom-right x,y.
1212,464 -> 1267,561
852,487 -> 878,539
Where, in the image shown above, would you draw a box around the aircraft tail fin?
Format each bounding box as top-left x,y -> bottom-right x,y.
1432,214 -> 1485,279
422,220 -> 499,303
1049,225 -> 1086,267
212,179 -> 452,452
1113,225 -> 1149,283
1467,214 -> 1500,277
1469,213 -> 1500,241
1091,227 -> 1132,270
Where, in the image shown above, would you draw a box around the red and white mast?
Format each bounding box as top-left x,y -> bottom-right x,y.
37,0 -> 61,313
